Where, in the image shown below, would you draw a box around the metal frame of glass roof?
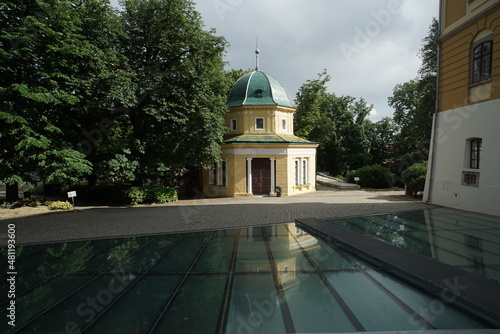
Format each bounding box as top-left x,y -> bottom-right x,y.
1,208 -> 498,333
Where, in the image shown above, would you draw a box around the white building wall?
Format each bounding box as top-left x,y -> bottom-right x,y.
425,99 -> 500,215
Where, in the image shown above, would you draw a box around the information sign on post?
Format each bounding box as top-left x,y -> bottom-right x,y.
67,191 -> 77,212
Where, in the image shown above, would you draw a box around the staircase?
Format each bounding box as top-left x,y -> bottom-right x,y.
316,173 -> 360,190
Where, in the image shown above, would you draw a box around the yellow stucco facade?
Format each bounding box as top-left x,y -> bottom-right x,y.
439,0 -> 500,111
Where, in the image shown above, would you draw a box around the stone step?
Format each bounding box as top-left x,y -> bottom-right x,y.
316,174 -> 360,190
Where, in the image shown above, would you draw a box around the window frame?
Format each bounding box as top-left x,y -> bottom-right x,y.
255,117 -> 265,130
220,160 -> 227,186
294,160 -> 299,186
302,159 -> 307,185
210,160 -> 227,186
230,119 -> 237,131
470,37 -> 493,85
470,138 -> 482,169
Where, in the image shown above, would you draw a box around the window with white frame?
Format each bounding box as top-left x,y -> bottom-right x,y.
294,160 -> 299,186
282,118 -> 287,131
230,119 -> 237,131
294,158 -> 309,186
255,117 -> 264,130
211,160 -> 227,186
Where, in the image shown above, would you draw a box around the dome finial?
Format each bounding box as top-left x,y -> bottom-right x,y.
255,36 -> 260,71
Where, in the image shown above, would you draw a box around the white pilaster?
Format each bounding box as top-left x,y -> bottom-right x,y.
246,158 -> 253,194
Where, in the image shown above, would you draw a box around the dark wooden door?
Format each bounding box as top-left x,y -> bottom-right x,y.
251,158 -> 271,194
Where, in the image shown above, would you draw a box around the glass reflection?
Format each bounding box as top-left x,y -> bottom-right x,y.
328,208 -> 500,281
0,218 -> 495,334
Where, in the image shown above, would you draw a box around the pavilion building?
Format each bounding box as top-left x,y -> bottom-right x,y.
202,70 -> 318,197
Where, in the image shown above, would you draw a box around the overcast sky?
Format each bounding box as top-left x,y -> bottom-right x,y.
111,0 -> 439,121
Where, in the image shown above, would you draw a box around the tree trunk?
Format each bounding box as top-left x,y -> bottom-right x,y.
6,183 -> 19,202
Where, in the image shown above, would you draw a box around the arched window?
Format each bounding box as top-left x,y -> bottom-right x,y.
471,31 -> 493,84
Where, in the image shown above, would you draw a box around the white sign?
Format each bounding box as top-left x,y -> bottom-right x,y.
67,191 -> 77,198
354,177 -> 360,182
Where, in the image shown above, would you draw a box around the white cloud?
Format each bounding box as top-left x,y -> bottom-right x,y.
111,0 -> 439,120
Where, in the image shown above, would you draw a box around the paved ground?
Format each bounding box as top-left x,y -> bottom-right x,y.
0,185 -> 432,245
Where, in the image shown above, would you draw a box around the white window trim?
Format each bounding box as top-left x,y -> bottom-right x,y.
230,119 -> 237,131
294,159 -> 299,186
282,118 -> 287,131
211,160 -> 227,186
255,117 -> 265,130
294,157 -> 309,187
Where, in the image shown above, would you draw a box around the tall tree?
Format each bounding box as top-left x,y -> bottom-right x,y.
388,18 -> 438,157
294,71 -> 371,175
120,0 -> 228,184
0,0 -> 94,200
364,117 -> 397,165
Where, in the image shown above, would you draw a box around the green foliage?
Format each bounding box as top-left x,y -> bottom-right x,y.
0,197 -> 49,209
68,184 -> 178,205
19,198 -> 42,207
0,0 -> 229,192
0,0 -> 131,198
120,0 -> 229,181
125,186 -> 178,205
294,70 -> 374,175
364,117 -> 397,165
47,201 -> 73,210
388,149 -> 428,187
388,19 -> 437,157
126,187 -> 146,206
346,164 -> 394,189
144,186 -> 178,204
402,161 -> 428,196
98,149 -> 139,184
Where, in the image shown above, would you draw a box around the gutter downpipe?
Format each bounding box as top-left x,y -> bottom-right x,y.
425,3 -> 443,203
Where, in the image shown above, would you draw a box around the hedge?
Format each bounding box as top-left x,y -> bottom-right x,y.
401,161 -> 427,196
65,184 -> 178,206
346,164 -> 394,189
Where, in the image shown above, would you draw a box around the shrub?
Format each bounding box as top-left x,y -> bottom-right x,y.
126,187 -> 146,205
0,198 -> 46,209
346,164 -> 394,189
20,198 -> 42,207
47,201 -> 73,210
402,161 -> 427,196
65,184 -> 178,205
143,186 -> 178,204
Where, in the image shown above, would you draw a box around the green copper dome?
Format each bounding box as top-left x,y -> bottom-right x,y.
227,71 -> 294,108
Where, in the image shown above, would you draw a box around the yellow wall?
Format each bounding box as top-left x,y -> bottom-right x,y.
439,3 -> 500,111
443,0 -> 466,29
203,142 -> 317,197
225,105 -> 296,135
442,0 -> 499,33
286,153 -> 317,196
